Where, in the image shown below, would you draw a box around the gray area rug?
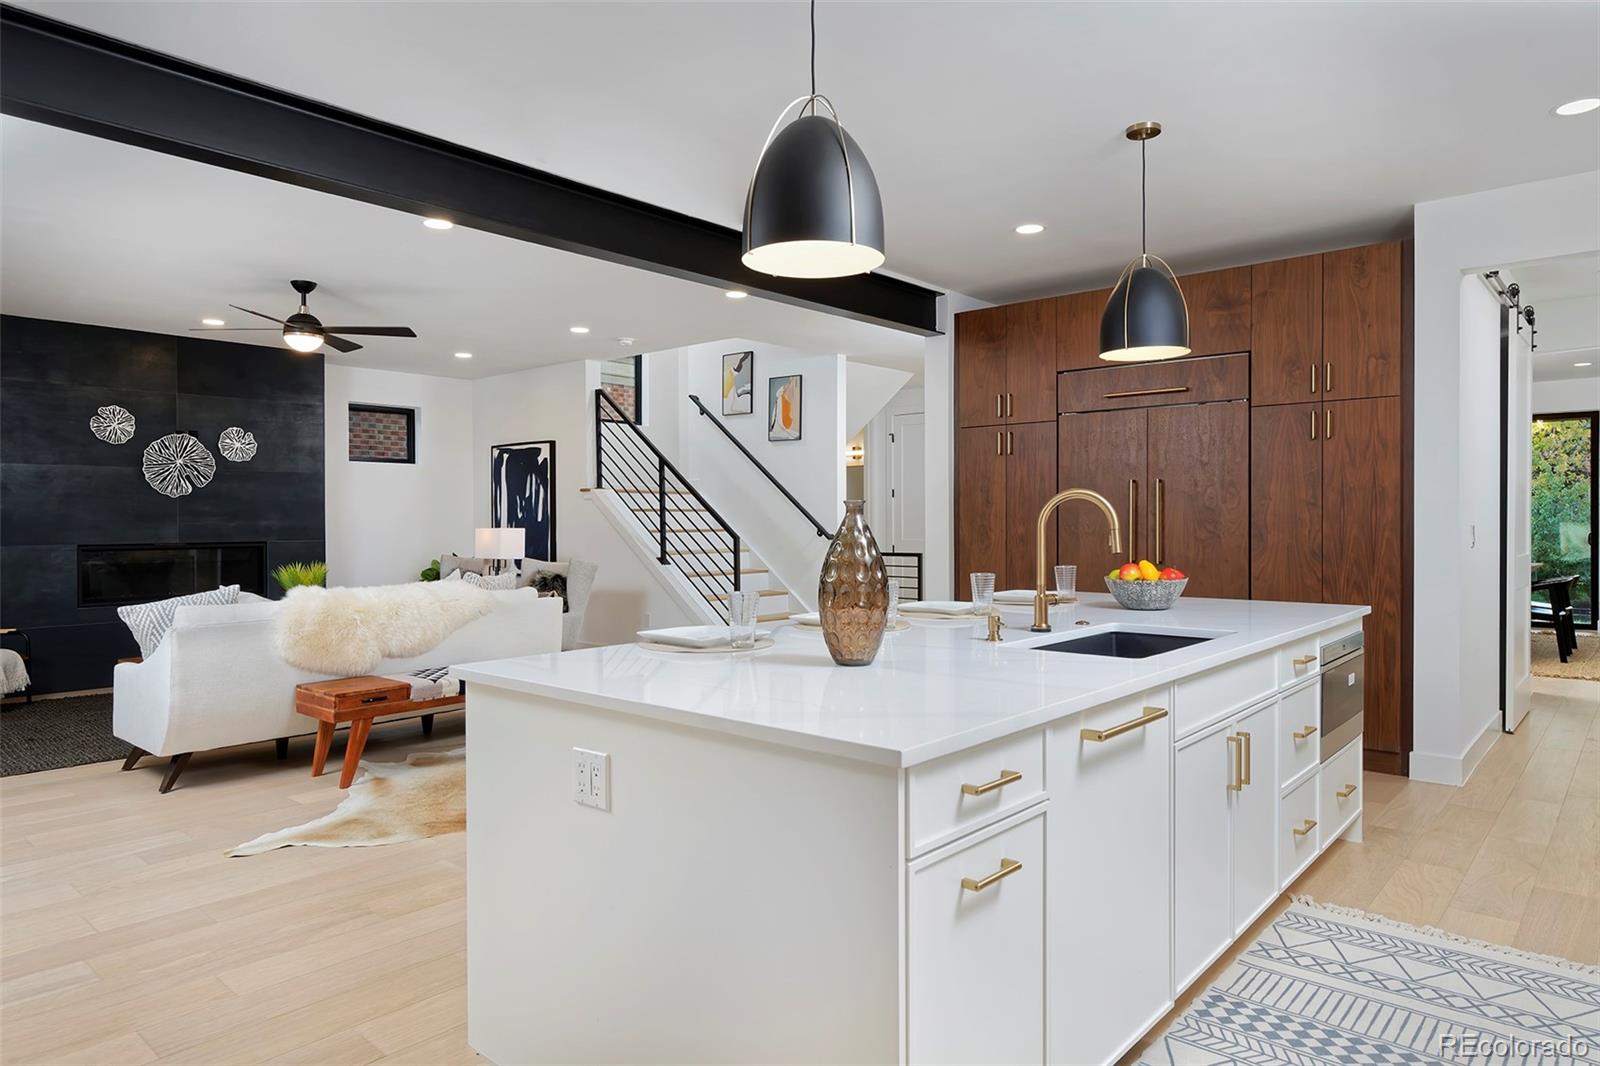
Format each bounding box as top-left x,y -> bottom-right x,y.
1,694 -> 128,776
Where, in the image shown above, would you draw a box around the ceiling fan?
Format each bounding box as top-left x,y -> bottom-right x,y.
192,279 -> 417,354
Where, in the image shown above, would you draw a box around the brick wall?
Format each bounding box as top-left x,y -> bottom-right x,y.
602,382 -> 637,420
349,406 -> 413,462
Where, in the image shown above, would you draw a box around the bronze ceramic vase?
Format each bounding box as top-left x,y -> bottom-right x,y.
819,500 -> 889,666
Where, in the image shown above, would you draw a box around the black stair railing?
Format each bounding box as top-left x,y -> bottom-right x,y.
687,394 -> 830,538
882,551 -> 923,602
594,389 -> 740,619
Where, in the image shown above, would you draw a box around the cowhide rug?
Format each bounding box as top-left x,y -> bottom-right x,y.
229,748 -> 465,857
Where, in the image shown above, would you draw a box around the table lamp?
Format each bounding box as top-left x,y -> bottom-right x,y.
475,527 -> 526,576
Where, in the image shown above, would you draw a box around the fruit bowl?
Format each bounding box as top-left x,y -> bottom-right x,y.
1104,576 -> 1188,611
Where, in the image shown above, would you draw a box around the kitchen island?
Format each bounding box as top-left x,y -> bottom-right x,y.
455,593 -> 1369,1066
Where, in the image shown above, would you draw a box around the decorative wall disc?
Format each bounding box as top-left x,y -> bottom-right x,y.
219,427 -> 258,462
142,433 -> 216,497
89,405 -> 136,445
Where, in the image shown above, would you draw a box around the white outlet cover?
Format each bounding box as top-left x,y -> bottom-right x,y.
573,747 -> 610,811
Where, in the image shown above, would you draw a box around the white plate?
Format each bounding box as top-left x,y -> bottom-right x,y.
635,625 -> 772,649
791,613 -> 911,632
899,600 -> 973,617
993,589 -> 1038,604
637,637 -> 776,655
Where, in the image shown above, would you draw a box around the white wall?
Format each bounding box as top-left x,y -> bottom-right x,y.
471,359 -> 696,645
923,291 -> 989,601
1533,376 -> 1600,414
1411,169 -> 1600,784
324,364 -> 474,588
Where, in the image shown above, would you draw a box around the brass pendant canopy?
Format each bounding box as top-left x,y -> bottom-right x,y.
1100,122 -> 1190,362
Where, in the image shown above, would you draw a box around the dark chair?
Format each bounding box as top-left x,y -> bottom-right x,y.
1532,574 -> 1580,663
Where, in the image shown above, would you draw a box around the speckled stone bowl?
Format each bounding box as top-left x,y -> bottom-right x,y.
1104,577 -> 1187,610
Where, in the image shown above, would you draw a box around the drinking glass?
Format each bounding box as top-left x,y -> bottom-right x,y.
886,579 -> 901,627
970,572 -> 996,636
1054,564 -> 1077,601
728,590 -> 761,649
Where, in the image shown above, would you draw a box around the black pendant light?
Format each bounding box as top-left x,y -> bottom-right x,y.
741,0 -> 885,279
1100,121 -> 1190,362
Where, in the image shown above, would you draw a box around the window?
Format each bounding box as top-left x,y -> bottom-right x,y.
601,354 -> 643,422
348,404 -> 416,463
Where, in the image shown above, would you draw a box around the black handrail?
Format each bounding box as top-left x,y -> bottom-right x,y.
686,394 -> 830,538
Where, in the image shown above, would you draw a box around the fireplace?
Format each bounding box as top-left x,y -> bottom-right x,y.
78,543 -> 268,608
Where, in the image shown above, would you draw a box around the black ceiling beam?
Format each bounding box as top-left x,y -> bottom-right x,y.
0,4 -> 941,336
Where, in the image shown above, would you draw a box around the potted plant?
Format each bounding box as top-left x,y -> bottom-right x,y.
272,561 -> 328,591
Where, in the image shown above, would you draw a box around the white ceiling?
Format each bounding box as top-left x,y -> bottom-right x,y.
14,1 -> 1600,304
1510,253 -> 1599,384
0,117 -> 924,379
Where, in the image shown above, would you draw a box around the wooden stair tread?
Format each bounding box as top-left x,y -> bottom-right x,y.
630,505 -> 708,514
707,589 -> 788,602
757,612 -> 792,623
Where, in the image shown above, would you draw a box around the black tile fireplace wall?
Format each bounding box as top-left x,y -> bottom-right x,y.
0,315 -> 326,694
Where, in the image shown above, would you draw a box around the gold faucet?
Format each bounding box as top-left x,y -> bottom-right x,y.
1033,489 -> 1122,632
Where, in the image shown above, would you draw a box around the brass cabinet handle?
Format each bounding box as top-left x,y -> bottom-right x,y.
1337,783 -> 1358,800
1239,730 -> 1252,786
1006,393 -> 1014,418
961,857 -> 1023,892
1310,408 -> 1317,440
1325,408 -> 1333,438
1103,385 -> 1189,400
1081,705 -> 1168,743
1154,478 -> 1165,567
996,431 -> 1003,456
1226,734 -> 1243,792
1293,724 -> 1318,740
1292,654 -> 1318,667
1293,819 -> 1318,838
1007,431 -> 1014,455
1310,362 -> 1317,395
996,393 -> 1004,419
1127,479 -> 1139,563
1325,361 -> 1333,393
961,768 -> 1022,796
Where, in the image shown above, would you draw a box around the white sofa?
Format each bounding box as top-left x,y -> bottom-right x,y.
114,588 -> 563,791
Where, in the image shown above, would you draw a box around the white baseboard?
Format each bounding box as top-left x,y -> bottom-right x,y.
1410,713 -> 1500,786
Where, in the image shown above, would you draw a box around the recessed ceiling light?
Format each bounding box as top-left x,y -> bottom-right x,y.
1014,223 -> 1046,235
569,326 -> 590,334
725,290 -> 749,299
423,217 -> 454,230
454,351 -> 473,359
201,317 -> 225,326
1576,362 -> 1594,367
1553,98 -> 1600,116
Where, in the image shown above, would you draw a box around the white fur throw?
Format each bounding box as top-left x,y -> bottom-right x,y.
274,582 -> 494,676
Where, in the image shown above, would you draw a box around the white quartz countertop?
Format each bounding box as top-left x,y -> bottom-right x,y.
453,594 -> 1368,768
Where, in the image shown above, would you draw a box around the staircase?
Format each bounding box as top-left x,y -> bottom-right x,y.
594,390 -> 795,624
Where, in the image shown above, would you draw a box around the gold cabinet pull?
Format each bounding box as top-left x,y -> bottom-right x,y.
1006,393 -> 1014,418
996,431 -> 1003,456
1226,734 -> 1243,792
1154,478 -> 1165,567
1337,783 -> 1358,800
961,768 -> 1022,796
1007,431 -> 1014,455
1293,819 -> 1318,838
1324,361 -> 1333,393
1310,409 -> 1317,440
1103,385 -> 1189,400
1310,362 -> 1317,395
1293,724 -> 1318,740
1292,654 -> 1318,667
1325,408 -> 1333,438
1081,706 -> 1168,743
996,393 -> 1004,419
1239,730 -> 1252,786
961,857 -> 1022,892
1127,479 -> 1139,563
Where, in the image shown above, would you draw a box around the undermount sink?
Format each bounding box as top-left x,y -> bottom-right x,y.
1033,630 -> 1214,659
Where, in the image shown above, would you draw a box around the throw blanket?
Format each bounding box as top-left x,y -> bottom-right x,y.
1,649 -> 28,695
274,582 -> 494,676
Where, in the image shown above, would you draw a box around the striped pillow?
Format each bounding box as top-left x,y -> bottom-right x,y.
117,585 -> 241,658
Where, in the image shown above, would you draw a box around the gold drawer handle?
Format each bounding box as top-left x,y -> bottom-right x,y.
1081,706 -> 1168,742
1292,655 -> 1317,667
1103,385 -> 1190,400
961,769 -> 1022,796
1293,724 -> 1318,740
1292,819 -> 1318,838
961,857 -> 1022,893
1239,730 -> 1252,786
1337,783 -> 1358,800
1226,734 -> 1243,791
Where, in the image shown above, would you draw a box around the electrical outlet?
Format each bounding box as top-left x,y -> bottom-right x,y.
573,747 -> 610,811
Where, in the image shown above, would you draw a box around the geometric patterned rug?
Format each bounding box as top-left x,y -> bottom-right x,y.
1138,898 -> 1600,1065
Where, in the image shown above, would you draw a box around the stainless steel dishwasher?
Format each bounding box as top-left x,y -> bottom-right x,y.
1319,631 -> 1364,761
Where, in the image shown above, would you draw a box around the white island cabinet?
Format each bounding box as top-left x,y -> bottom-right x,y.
455,594 -> 1368,1066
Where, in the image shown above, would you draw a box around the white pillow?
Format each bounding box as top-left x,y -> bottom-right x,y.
117,585 -> 241,658
461,571 -> 517,591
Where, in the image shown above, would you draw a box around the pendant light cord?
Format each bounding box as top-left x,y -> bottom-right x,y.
1140,138 -> 1147,258
809,0 -> 817,107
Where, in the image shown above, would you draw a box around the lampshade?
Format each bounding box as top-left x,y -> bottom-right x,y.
475,527 -> 526,561
742,106 -> 885,279
1099,258 -> 1191,362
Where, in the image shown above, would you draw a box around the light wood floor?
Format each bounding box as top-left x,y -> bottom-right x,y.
3,681 -> 1595,1066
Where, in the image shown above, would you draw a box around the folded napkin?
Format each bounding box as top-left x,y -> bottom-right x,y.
993,589 -> 1041,605
637,625 -> 771,649
898,600 -> 974,617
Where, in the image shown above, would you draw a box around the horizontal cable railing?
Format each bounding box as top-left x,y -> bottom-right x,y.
883,551 -> 923,603
686,394 -> 830,538
595,389 -> 739,620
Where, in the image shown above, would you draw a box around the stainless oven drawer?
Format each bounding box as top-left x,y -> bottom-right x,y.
1320,649 -> 1363,761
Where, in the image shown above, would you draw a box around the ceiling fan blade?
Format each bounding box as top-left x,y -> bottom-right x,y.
322,334 -> 364,354
189,327 -> 280,332
322,326 -> 418,338
229,304 -> 287,325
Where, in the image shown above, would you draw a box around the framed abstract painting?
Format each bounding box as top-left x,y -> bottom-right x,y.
768,374 -> 802,442
722,351 -> 754,415
490,440 -> 556,560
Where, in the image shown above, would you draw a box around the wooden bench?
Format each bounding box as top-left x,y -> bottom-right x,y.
294,676 -> 462,788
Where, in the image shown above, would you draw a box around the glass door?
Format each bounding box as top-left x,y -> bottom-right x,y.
1531,411 -> 1597,628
